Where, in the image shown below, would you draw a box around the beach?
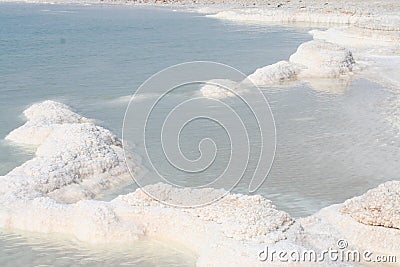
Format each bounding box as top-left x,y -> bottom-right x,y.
0,0 -> 399,266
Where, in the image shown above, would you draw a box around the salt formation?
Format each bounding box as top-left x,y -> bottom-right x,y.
6,100 -> 90,145
200,79 -> 245,99
247,61 -> 301,86
0,100 -> 144,242
123,183 -> 293,242
341,181 -> 400,229
206,1 -> 399,93
3,100 -> 134,203
289,40 -> 355,78
311,27 -> 400,53
310,27 -> 400,90
247,40 -> 355,91
207,2 -> 400,32
299,204 -> 400,261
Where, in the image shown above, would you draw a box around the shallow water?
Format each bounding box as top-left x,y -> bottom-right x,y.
1,2 -> 400,266
0,229 -> 196,266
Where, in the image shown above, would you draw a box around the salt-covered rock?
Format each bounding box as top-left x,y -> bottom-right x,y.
289,40 -> 355,78
6,100 -> 90,145
248,61 -> 301,86
341,181 -> 400,229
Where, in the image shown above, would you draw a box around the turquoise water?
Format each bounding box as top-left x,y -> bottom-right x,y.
1,3 -> 400,266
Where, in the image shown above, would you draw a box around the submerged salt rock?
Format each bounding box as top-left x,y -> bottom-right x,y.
6,100 -> 90,145
200,79 -> 246,99
341,181 -> 400,229
289,40 -> 355,78
248,61 -> 302,86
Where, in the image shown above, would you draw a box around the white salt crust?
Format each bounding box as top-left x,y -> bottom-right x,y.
6,100 -> 90,145
248,40 -> 355,90
201,41 -> 355,95
299,203 -> 400,261
289,40 -> 355,78
1,101 -> 399,265
341,181 -> 400,229
247,60 -> 302,86
201,2 -> 400,96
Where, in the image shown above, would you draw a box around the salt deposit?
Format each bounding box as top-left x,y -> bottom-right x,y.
248,40 -> 355,93
299,204 -> 400,260
341,181 -> 400,229
6,100 -> 90,145
199,79 -> 245,99
247,60 -> 301,86
289,40 -> 355,78
200,0 -> 400,95
3,101 -> 135,203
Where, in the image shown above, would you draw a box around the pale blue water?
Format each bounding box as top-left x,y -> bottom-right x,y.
1,2 -> 400,266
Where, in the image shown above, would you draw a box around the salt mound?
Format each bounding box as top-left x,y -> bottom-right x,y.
247,41 -> 355,90
127,183 -> 293,242
247,61 -> 301,86
200,79 -> 245,99
341,181 -> 400,229
3,101 -> 136,203
0,100 -> 142,242
23,100 -> 88,124
7,123 -> 130,203
299,203 -> 400,260
6,100 -> 90,145
289,40 -> 355,78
